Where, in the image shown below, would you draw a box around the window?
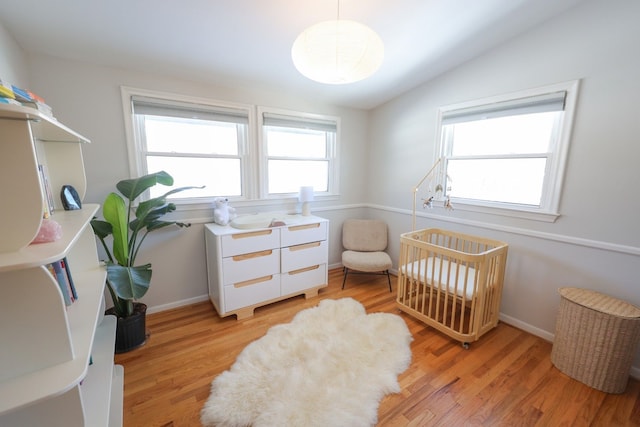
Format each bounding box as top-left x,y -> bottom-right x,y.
126,93 -> 251,200
260,109 -> 338,196
121,87 -> 339,204
435,81 -> 578,221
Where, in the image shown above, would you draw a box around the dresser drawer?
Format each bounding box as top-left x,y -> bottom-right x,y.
222,249 -> 280,285
281,264 -> 327,295
225,274 -> 281,312
281,240 -> 328,273
281,221 -> 327,247
221,228 -> 280,257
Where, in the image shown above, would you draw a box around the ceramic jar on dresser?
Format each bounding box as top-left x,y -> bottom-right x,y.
204,215 -> 329,319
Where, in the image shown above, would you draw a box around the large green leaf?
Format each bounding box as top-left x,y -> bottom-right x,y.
90,219 -> 112,240
106,263 -> 152,300
134,186 -> 201,225
102,192 -> 128,266
116,171 -> 173,202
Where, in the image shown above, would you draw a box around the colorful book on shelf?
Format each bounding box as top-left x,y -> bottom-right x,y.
61,257 -> 78,301
27,90 -> 46,104
10,85 -> 33,102
48,261 -> 73,306
0,80 -> 15,99
0,97 -> 21,105
21,99 -> 54,117
38,164 -> 56,215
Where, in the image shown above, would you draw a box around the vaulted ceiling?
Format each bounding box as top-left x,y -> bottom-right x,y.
0,0 -> 585,109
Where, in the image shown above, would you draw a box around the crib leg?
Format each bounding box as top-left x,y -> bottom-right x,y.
462,342 -> 470,350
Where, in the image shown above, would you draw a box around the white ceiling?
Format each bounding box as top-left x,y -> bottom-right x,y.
0,0 -> 585,110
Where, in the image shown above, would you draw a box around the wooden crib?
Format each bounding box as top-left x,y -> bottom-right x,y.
396,228 -> 508,348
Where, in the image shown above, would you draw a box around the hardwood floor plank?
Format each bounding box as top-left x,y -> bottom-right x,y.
116,268 -> 640,426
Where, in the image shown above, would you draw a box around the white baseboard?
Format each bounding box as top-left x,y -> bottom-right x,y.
499,313 -> 555,342
146,295 -> 210,314
499,313 -> 640,380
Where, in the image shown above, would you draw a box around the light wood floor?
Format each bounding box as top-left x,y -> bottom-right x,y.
115,269 -> 640,426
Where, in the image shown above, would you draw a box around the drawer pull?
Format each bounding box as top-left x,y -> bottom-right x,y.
288,241 -> 321,252
234,275 -> 273,288
288,223 -> 320,232
232,249 -> 273,261
232,229 -> 273,239
288,265 -> 320,275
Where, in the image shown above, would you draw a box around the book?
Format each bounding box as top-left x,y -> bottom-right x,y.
48,261 -> 73,306
61,257 -> 78,301
0,80 -> 15,99
27,90 -> 46,104
38,164 -> 55,215
11,84 -> 33,102
21,99 -> 54,117
0,97 -> 21,105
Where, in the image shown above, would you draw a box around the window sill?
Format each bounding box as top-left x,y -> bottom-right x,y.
448,200 -> 560,223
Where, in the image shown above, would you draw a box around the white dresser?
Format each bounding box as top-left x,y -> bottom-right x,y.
205,215 -> 329,319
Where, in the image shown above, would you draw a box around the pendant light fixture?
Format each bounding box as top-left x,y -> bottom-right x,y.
291,1 -> 384,84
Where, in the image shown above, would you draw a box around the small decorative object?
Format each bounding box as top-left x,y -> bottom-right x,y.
31,218 -> 62,244
269,219 -> 286,227
60,184 -> 82,210
444,195 -> 454,210
422,196 -> 434,208
412,157 -> 454,229
299,186 -> 314,216
213,197 -> 236,226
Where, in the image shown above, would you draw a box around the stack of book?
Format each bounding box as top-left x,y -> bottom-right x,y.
46,257 -> 78,307
0,78 -> 54,117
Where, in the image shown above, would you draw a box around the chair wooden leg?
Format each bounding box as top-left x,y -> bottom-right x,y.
342,268 -> 349,289
386,270 -> 392,292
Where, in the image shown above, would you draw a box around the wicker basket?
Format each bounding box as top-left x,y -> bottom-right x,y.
551,287 -> 640,393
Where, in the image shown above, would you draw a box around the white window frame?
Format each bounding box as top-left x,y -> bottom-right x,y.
434,80 -> 579,222
258,106 -> 340,199
121,87 -> 340,208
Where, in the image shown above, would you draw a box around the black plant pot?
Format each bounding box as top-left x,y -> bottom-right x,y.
107,303 -> 148,353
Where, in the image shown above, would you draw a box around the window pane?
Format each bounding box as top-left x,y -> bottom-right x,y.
144,116 -> 239,155
449,111 -> 559,156
147,156 -> 241,198
447,158 -> 546,205
268,160 -> 328,193
266,127 -> 327,157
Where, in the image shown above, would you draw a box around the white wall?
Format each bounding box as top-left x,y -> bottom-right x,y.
368,0 -> 640,373
0,23 -> 29,88
13,54 -> 371,312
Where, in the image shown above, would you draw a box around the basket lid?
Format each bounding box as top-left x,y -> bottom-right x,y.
559,287 -> 640,319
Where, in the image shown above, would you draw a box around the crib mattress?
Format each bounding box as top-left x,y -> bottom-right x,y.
400,257 -> 477,300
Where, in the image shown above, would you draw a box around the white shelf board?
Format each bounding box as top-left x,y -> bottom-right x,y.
82,315 -> 116,427
0,103 -> 90,143
0,266 -> 106,415
109,365 -> 124,427
0,204 -> 99,271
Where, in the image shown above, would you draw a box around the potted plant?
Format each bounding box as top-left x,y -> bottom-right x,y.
91,171 -> 199,353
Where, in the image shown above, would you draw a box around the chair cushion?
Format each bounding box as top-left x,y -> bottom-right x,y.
342,219 -> 388,252
342,250 -> 392,272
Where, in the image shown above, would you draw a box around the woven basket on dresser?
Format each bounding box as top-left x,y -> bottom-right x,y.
551,287 -> 640,393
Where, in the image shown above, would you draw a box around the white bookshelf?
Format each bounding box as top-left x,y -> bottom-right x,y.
0,104 -> 122,426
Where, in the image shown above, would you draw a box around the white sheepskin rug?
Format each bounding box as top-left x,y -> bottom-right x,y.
201,298 -> 413,427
